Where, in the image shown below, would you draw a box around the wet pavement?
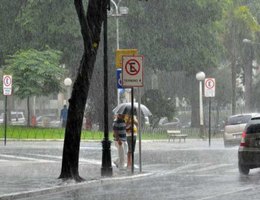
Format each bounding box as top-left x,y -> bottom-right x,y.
1,139 -> 260,200
0,140 -> 138,199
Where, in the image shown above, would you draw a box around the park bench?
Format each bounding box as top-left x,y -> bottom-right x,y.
167,130 -> 187,142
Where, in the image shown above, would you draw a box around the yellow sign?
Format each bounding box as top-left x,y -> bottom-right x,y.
116,49 -> 138,68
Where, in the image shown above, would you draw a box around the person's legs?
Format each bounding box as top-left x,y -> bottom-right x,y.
115,141 -> 126,169
127,136 -> 132,168
118,142 -> 126,169
127,136 -> 136,168
113,141 -> 119,167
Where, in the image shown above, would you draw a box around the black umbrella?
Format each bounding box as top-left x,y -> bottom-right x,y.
112,102 -> 152,116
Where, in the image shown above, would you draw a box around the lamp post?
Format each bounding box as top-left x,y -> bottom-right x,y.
109,0 -> 129,105
196,71 -> 206,139
64,77 -> 72,105
101,0 -> 113,177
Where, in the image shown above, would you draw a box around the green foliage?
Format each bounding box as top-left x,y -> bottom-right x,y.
141,89 -> 175,126
212,65 -> 232,107
17,0 -> 80,37
121,0 -> 223,74
0,0 -> 84,74
234,6 -> 260,32
5,48 -> 64,99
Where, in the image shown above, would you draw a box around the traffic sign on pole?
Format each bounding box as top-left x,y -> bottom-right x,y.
3,75 -> 12,96
204,78 -> 215,97
115,49 -> 138,68
122,56 -> 143,87
116,69 -> 123,89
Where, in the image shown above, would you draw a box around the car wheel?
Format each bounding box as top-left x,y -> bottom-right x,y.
238,163 -> 250,175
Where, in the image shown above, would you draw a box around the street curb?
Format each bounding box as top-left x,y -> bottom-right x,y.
0,172 -> 153,200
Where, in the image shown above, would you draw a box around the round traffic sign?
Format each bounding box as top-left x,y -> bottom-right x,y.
205,78 -> 215,89
125,59 -> 141,76
3,75 -> 12,87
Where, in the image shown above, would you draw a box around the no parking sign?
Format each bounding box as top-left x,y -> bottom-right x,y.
122,56 -> 143,87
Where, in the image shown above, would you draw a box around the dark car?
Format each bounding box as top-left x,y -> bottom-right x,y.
238,115 -> 260,175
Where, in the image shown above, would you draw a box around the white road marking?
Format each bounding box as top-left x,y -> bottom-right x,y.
25,153 -> 102,165
0,154 -> 55,163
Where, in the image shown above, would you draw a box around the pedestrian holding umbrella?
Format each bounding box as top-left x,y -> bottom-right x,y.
113,102 -> 152,173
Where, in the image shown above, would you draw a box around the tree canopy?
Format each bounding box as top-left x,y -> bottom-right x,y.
5,48 -> 64,99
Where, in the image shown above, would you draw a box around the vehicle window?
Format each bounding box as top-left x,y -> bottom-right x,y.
247,123 -> 260,134
11,114 -> 17,119
226,115 -> 251,125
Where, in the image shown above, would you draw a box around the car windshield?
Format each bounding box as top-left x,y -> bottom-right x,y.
11,114 -> 23,119
226,115 -> 252,125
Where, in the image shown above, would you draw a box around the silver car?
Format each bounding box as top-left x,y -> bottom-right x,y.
158,117 -> 180,130
223,113 -> 259,147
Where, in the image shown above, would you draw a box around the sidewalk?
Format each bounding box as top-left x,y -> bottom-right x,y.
0,161 -> 141,200
0,140 -> 147,200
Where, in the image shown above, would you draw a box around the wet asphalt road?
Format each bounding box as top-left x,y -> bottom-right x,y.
1,139 -> 260,200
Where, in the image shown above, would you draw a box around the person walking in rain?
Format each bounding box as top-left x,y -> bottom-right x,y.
60,105 -> 68,128
125,115 -> 138,169
113,114 -> 127,170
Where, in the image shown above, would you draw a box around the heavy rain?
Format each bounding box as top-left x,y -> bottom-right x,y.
1,0 -> 260,199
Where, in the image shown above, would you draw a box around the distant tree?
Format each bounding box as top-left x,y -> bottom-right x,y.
5,48 -> 64,126
141,89 -> 175,128
59,0 -> 106,182
15,0 -> 82,78
222,1 -> 260,114
0,0 -> 27,67
122,0 -> 223,127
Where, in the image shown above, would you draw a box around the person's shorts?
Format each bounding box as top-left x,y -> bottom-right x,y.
127,136 -> 136,153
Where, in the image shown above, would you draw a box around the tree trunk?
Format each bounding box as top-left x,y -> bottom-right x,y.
244,45 -> 253,112
59,0 -> 106,182
231,58 -> 236,115
27,96 -> 30,127
190,75 -> 200,128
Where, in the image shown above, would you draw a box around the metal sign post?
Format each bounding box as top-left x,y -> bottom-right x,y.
3,75 -> 12,146
204,78 -> 216,147
122,56 -> 143,174
4,96 -> 7,146
208,98 -> 211,147
138,88 -> 142,172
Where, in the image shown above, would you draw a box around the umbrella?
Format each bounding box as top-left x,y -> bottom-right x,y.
113,102 -> 152,116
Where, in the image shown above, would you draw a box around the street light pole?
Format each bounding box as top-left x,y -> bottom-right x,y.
111,0 -> 121,106
196,72 -> 206,139
110,0 -> 121,49
109,0 -> 128,105
101,0 -> 113,177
